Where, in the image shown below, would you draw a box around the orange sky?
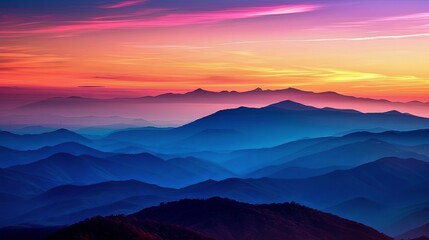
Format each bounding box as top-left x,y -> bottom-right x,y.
1,0 -> 429,102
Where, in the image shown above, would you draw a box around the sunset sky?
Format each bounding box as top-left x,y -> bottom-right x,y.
1,0 -> 429,102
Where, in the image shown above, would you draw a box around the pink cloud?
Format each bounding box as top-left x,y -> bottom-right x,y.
102,0 -> 149,9
1,4 -> 320,35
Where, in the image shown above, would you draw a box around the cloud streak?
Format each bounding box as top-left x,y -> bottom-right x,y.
102,0 -> 149,9
0,4 -> 320,36
127,32 -> 429,50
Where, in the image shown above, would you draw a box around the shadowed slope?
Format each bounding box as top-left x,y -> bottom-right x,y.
48,216 -> 213,240
133,197 -> 392,240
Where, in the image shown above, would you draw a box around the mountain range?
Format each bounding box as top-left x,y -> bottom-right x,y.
2,156 -> 429,236
132,197 -> 392,240
0,129 -> 92,150
7,152 -> 232,191
4,88 -> 429,127
49,216 -> 213,240
106,100 -> 429,151
6,198 -> 392,240
2,96 -> 429,239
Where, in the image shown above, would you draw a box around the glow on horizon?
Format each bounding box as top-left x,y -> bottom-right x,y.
1,0 -> 429,102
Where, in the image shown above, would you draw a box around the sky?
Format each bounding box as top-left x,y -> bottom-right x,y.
1,0 -> 429,102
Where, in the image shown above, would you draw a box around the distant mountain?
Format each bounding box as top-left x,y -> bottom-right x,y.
176,101 -> 429,149
132,197 -> 392,240
4,158 -> 429,231
2,125 -> 57,134
182,158 -> 429,208
0,114 -> 153,130
0,129 -> 92,150
397,223 -> 429,240
250,139 -> 429,176
0,169 -> 55,197
0,169 -> 58,225
219,137 -> 331,174
10,88 -> 429,126
48,216 -> 213,240
0,142 -> 111,168
10,152 -> 233,188
107,101 -> 429,151
386,202 -> 429,236
39,195 -> 170,226
10,153 -> 126,186
249,166 -> 340,179
325,197 -> 387,228
8,180 -> 176,226
222,129 -> 429,174
266,100 -> 319,111
345,129 -> 429,146
167,129 -> 254,151
176,157 -> 429,236
167,157 -> 234,180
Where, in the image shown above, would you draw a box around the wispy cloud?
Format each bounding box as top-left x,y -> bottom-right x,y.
0,4 -> 320,36
221,33 -> 429,46
0,45 -> 68,73
127,32 -> 429,50
102,0 -> 149,9
125,43 -> 214,50
316,12 -> 429,31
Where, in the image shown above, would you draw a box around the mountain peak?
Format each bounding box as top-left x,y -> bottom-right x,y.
248,87 -> 264,93
266,100 -> 317,111
46,129 -> 84,138
285,87 -> 304,92
52,128 -> 74,134
189,88 -> 211,94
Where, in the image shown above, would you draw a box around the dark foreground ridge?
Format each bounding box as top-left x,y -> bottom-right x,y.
47,197 -> 392,240
48,216 -> 212,240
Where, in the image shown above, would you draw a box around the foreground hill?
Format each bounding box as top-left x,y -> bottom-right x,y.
31,198 -> 392,240
48,216 -> 213,240
132,197 -> 392,240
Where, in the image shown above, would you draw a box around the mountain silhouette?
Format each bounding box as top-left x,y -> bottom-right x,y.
252,139 -> 429,175
182,158 -> 429,209
266,100 -> 319,111
0,129 -> 91,150
132,197 -> 392,240
48,216 -> 213,240
0,142 -> 110,168
3,157 -> 429,234
18,197 -> 393,240
2,180 -> 176,227
222,129 -> 429,174
10,152 -> 232,188
12,88 -> 429,125
106,101 -> 429,152
175,100 -> 429,149
0,168 -> 55,197
397,223 -> 429,240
